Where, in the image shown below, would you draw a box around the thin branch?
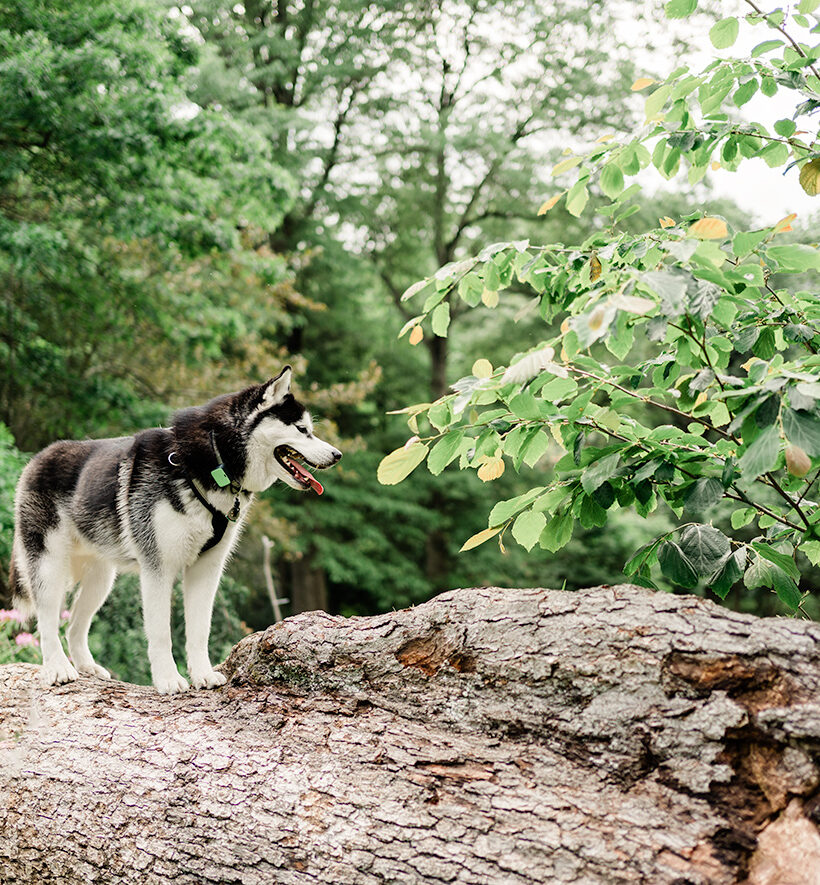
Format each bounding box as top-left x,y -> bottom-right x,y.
568,366 -> 737,442
742,0 -> 820,81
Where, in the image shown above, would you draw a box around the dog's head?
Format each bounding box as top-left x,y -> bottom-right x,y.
240,367 -> 342,494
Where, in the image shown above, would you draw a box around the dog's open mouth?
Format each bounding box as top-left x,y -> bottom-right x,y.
274,446 -> 324,495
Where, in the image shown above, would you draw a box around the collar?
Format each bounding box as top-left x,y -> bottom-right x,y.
208,430 -> 249,495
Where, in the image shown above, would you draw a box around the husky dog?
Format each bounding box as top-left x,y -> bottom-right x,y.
9,367 -> 340,694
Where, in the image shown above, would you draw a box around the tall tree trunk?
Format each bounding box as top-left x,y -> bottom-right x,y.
288,551 -> 328,613
2,584 -> 820,884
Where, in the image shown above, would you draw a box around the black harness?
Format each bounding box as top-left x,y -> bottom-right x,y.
171,431 -> 248,556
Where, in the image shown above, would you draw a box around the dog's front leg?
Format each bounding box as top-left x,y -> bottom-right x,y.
183,552 -> 228,690
140,570 -> 189,695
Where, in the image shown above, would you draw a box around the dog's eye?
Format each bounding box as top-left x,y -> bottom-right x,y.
297,426 -> 309,435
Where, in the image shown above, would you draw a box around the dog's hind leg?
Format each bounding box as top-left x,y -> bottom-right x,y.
139,569 -> 189,695
33,541 -> 79,686
66,558 -> 115,680
183,551 -> 228,690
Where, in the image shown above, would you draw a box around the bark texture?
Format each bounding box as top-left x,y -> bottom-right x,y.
2,584 -> 820,885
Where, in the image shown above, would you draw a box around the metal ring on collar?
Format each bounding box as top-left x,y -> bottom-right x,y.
168,452 -> 181,467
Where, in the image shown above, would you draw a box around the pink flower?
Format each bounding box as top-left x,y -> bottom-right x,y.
14,632 -> 39,648
61,610 -> 70,621
0,609 -> 24,624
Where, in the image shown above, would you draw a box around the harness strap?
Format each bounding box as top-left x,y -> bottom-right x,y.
185,476 -> 230,555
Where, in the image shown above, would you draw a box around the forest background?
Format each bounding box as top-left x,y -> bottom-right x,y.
1,0 -> 818,684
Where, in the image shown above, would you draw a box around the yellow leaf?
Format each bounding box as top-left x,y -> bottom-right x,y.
659,216 -> 676,228
786,444 -> 812,478
589,254 -> 602,283
799,158 -> 820,196
631,77 -> 655,91
711,161 -> 721,171
482,288 -> 499,308
459,526 -> 502,552
537,193 -> 563,215
694,391 -> 708,408
377,442 -> 429,485
477,457 -> 505,482
548,423 -> 565,449
560,318 -> 571,334
595,133 -> 616,143
472,358 -> 493,379
588,304 -> 607,332
689,217 -> 728,240
551,156 -> 583,177
409,325 -> 424,346
774,212 -> 797,234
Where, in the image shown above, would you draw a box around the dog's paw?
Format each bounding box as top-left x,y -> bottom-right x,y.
153,672 -> 190,695
75,661 -> 111,680
191,669 -> 227,690
41,658 -> 79,686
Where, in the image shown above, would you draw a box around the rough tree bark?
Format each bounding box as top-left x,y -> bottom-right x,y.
2,584 -> 820,885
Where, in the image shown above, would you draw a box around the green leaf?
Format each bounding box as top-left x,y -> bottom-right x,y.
577,494 -> 606,529
377,443 -> 429,485
488,487 -> 548,526
710,17 -> 739,49
658,541 -> 698,588
521,429 -> 550,468
665,0 -> 697,18
738,424 -> 781,481
484,261 -> 501,290
512,510 -> 547,552
641,270 -> 687,317
430,302 -> 451,337
581,452 -> 621,494
783,409 -> 820,457
731,507 -> 756,529
799,540 -> 820,567
750,542 -> 800,581
683,477 -> 725,512
566,180 -> 589,217
745,557 -> 801,610
509,392 -> 542,421
732,230 -> 768,258
773,118 -> 797,137
710,549 -> 744,599
733,79 -> 758,107
798,0 -> 819,12
766,245 -> 820,273
752,40 -> 783,57
679,524 -> 731,576
539,509 -> 574,553
458,272 -> 483,306
600,164 -> 624,199
427,431 -> 465,476
773,570 -> 801,610
428,400 -> 452,431
644,84 -> 673,118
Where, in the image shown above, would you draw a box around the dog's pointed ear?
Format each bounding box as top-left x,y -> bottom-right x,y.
260,365 -> 292,408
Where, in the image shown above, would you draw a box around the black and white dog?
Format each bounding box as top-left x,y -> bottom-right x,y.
9,367 -> 340,694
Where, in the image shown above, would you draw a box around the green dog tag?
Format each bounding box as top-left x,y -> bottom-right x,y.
211,466 -> 231,488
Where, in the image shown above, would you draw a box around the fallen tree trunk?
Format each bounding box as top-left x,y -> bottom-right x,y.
2,584 -> 820,884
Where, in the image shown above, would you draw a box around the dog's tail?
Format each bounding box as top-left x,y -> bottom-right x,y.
6,551 -> 34,620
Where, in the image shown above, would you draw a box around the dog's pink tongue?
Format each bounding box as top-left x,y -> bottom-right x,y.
292,460 -> 324,495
